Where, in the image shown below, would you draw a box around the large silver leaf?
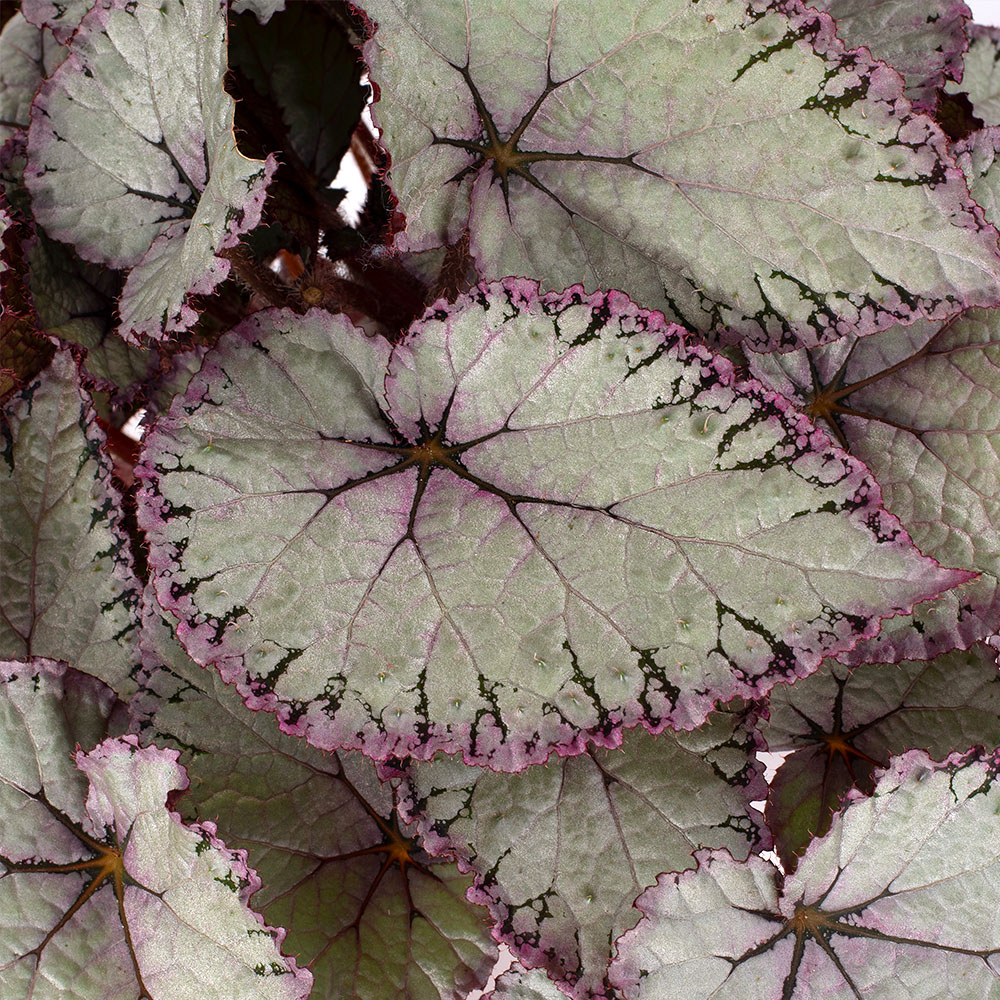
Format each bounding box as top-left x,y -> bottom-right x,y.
0,350 -> 139,693
399,708 -> 767,998
136,283 -> 963,769
0,658 -> 312,1000
24,0 -> 275,341
608,748 -> 1000,999
945,21 -> 1000,125
130,589 -> 498,1000
360,0 -> 1000,351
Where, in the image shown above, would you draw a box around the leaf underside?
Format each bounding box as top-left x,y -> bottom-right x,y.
137,281 -> 961,769
362,0 -> 1000,351
608,748 -> 1000,1000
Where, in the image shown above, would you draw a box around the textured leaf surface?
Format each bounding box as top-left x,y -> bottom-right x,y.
811,0 -> 970,110
608,748 -> 1000,999
945,22 -> 1000,124
0,13 -> 63,145
21,0 -> 92,44
748,295 -> 1000,662
231,0 -> 286,23
361,0 -> 1000,351
130,590 -> 498,1000
136,283 -> 963,768
0,350 -> 139,692
761,644 -> 1000,868
0,659 -> 311,1000
400,709 -> 768,998
489,964 -> 570,1000
25,0 -> 275,341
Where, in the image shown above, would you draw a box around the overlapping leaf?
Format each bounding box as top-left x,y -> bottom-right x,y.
360,0 -> 1000,351
760,644 -> 1000,868
25,0 -> 275,341
0,13 -> 63,145
945,21 -> 1000,124
0,658 -> 311,1000
748,181 -> 1000,660
811,0 -> 970,111
22,0 -> 94,45
608,748 -> 1000,999
137,282 -> 964,768
0,350 -> 139,693
489,964 -> 569,1000
130,591 -> 498,1000
399,709 -> 767,999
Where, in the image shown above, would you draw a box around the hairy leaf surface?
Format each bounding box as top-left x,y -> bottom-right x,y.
749,295 -> 1000,661
130,590 -> 498,1000
945,21 -> 1000,124
0,350 -> 139,692
361,0 -> 1000,351
137,283 -> 964,768
608,748 -> 1000,1000
761,644 -> 1000,868
0,659 -> 311,1000
399,709 -> 767,998
810,0 -> 970,110
24,0 -> 275,341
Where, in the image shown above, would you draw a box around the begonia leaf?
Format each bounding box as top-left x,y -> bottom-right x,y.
231,0 -> 286,24
22,0 -> 93,45
136,282 -> 964,768
810,0 -> 970,111
760,644 -> 1000,870
748,292 -> 1000,662
0,349 -> 139,693
398,708 -> 768,998
489,964 -> 570,1000
359,0 -> 1000,352
24,0 -> 276,342
0,659 -> 312,1000
608,747 -> 1000,1000
0,13 -> 63,145
945,21 -> 1000,125
130,590 -> 498,1000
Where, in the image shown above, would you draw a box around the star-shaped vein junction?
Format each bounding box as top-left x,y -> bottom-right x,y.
429,60 -> 658,215
730,895 -> 1000,1000
0,792 -> 154,999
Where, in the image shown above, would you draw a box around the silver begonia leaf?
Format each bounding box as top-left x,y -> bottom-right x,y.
608,747 -> 1000,999
760,644 -> 1000,869
399,708 -> 768,998
0,350 -> 139,693
130,588 -> 498,1000
25,0 -> 275,341
945,21 -> 1000,125
0,658 -> 312,1000
137,282 -> 964,769
360,0 -> 1000,351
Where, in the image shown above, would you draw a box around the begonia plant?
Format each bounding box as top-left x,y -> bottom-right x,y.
2,1 -> 999,998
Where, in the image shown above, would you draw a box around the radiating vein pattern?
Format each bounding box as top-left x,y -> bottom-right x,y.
362,0 -> 1000,350
137,281 -> 962,768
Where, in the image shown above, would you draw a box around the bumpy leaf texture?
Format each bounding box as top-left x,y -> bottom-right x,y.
360,0 -> 1000,351
608,747 -> 1000,999
760,643 -> 1000,869
811,0 -> 970,111
131,590 -> 498,1000
0,13 -> 64,145
0,350 -> 139,692
137,282 -> 963,769
945,21 -> 1000,124
0,658 -> 311,1000
748,282 -> 1000,662
24,0 -> 275,342
489,964 -> 569,1000
398,708 -> 768,999
21,0 -> 95,44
